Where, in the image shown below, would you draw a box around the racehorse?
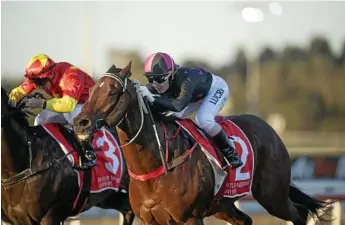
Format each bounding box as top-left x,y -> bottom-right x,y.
1,87 -> 134,225
74,62 -> 331,225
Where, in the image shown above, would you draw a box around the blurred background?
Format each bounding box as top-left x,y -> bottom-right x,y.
1,1 -> 345,224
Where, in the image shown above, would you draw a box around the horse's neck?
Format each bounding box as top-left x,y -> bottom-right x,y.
119,106 -> 167,176
1,117 -> 31,176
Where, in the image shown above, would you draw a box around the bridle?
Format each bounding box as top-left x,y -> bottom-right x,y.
1,98 -> 74,188
94,72 -> 148,148
92,71 -> 169,174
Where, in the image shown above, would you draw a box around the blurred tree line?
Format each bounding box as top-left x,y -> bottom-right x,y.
106,36 -> 345,132
2,36 -> 345,132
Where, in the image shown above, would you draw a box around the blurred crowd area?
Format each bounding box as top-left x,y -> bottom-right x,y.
3,36 -> 345,132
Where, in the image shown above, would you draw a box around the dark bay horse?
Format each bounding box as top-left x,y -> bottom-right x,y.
74,62 -> 330,225
1,87 -> 134,225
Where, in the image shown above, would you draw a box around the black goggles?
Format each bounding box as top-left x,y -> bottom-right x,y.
147,75 -> 170,84
29,77 -> 50,86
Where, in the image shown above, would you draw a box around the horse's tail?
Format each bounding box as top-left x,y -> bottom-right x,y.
289,184 -> 335,221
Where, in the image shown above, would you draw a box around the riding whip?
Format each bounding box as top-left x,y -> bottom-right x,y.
143,98 -> 169,175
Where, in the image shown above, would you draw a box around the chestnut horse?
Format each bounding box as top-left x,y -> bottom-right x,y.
1,87 -> 134,225
74,62 -> 330,225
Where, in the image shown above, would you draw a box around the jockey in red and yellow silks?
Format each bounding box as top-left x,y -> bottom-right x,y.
8,53 -> 97,168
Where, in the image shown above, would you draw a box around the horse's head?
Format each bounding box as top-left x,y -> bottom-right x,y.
74,61 -> 136,140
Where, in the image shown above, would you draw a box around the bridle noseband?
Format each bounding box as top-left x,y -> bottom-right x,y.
98,72 -> 168,175
87,72 -> 129,135
90,71 -> 148,149
102,72 -> 129,92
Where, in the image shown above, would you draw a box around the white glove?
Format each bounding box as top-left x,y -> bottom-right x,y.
132,79 -> 141,90
139,86 -> 155,103
132,79 -> 141,86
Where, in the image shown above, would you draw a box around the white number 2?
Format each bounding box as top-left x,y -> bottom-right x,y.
96,133 -> 119,174
230,136 -> 250,181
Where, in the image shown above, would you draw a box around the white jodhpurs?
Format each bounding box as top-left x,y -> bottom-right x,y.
34,104 -> 83,126
173,74 -> 229,137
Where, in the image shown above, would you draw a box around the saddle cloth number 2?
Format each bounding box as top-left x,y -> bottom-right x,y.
230,136 -> 250,181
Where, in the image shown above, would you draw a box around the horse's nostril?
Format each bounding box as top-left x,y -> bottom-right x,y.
78,118 -> 92,128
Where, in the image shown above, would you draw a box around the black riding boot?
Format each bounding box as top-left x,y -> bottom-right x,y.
212,129 -> 243,169
79,140 -> 97,169
83,149 -> 97,168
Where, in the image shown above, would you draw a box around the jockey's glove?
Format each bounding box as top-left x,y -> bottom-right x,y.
8,99 -> 18,107
132,79 -> 141,86
8,86 -> 26,107
23,98 -> 47,109
139,86 -> 155,103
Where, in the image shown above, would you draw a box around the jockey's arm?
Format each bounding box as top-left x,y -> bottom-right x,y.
45,95 -> 78,113
9,78 -> 36,103
146,83 -> 158,94
45,69 -> 84,113
153,77 -> 196,112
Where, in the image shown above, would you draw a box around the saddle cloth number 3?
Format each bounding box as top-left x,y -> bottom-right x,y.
94,132 -> 119,174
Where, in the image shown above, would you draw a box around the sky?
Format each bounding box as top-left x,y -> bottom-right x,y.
1,1 -> 345,78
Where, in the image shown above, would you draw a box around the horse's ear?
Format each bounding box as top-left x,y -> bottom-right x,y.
106,64 -> 117,74
122,61 -> 132,78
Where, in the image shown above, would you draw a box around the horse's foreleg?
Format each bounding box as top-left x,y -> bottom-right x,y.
120,210 -> 135,225
182,218 -> 204,225
40,206 -> 68,225
213,202 -> 252,225
40,215 -> 63,225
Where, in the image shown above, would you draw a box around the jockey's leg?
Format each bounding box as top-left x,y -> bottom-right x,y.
172,101 -> 201,118
195,75 -> 243,169
34,110 -> 68,126
62,104 -> 83,125
63,104 -> 96,168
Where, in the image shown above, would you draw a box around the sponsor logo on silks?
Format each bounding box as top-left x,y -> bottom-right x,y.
209,89 -> 225,105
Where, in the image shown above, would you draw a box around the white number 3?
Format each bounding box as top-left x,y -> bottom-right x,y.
96,133 -> 120,174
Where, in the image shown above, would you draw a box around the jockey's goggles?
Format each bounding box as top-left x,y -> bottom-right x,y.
28,72 -> 55,86
29,77 -> 50,86
147,74 -> 171,84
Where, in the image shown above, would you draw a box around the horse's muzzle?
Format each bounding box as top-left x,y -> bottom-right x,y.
74,117 -> 94,140
76,132 -> 92,142
76,117 -> 93,130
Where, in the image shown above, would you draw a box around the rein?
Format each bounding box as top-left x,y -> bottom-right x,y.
101,73 -> 147,147
1,105 -> 75,188
1,151 -> 74,188
127,122 -> 198,181
100,72 -> 169,175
